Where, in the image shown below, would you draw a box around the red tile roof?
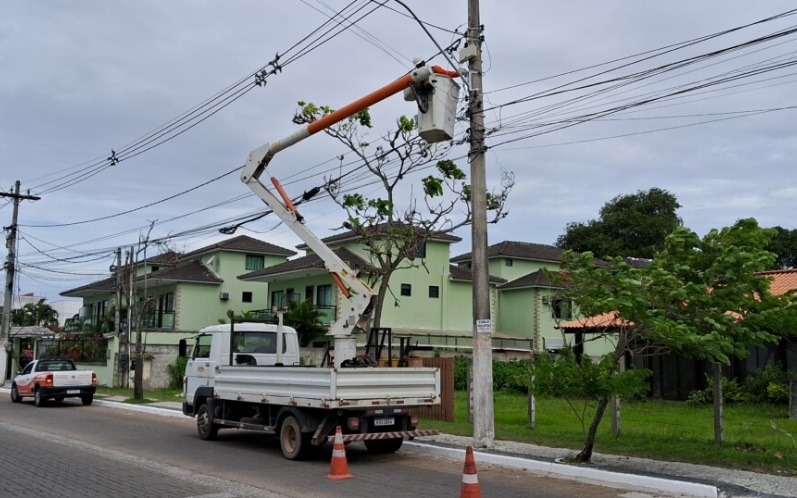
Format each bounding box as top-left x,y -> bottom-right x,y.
559,312 -> 631,329
759,268 -> 797,296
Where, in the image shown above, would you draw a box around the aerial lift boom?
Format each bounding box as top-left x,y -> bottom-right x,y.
241,63 -> 460,367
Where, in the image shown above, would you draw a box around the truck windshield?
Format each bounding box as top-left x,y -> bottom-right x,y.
232,331 -> 286,354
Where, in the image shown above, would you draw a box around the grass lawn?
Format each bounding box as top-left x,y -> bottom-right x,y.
96,386 -> 183,404
421,390 -> 797,476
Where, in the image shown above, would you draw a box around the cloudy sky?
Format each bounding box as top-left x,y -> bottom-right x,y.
2,1 -> 796,302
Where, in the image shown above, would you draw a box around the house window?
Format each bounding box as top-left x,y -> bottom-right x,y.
428,285 -> 439,298
552,298 -> 573,320
505,259 -> 514,267
414,242 -> 427,259
270,290 -> 284,309
245,254 -> 265,271
316,285 -> 332,307
305,286 -> 314,303
151,266 -> 160,272
242,291 -> 253,303
400,283 -> 412,296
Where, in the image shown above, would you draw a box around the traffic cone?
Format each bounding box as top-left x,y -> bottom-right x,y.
460,445 -> 482,498
326,426 -> 353,480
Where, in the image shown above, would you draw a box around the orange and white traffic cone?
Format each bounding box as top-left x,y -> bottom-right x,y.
326,426 -> 353,480
460,445 -> 482,498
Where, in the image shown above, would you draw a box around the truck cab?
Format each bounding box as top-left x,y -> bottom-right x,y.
184,322 -> 300,407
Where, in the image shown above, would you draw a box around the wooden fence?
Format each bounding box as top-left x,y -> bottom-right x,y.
418,357 -> 454,421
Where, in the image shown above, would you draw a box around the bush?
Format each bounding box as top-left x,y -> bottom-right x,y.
685,374 -> 750,406
168,355 -> 188,390
743,362 -> 791,403
452,356 -> 533,392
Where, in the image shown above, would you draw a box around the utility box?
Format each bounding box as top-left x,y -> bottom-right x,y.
417,74 -> 460,144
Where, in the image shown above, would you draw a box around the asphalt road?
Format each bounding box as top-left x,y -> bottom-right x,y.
0,397 -> 666,498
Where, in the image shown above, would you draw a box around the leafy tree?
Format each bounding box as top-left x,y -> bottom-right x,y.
546,218 -> 797,462
293,102 -> 514,329
11,299 -> 59,329
765,226 -> 797,269
284,299 -> 327,347
556,188 -> 682,259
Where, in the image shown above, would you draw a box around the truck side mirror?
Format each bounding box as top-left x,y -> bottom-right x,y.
178,339 -> 187,358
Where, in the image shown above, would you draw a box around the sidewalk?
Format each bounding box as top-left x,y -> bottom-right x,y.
4,387 -> 796,497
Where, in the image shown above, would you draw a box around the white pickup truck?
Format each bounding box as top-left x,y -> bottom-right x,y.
181,322 -> 440,460
10,357 -> 97,407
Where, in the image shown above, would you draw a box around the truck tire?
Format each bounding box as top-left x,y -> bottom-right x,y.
10,384 -> 22,403
34,388 -> 46,407
197,404 -> 219,440
364,438 -> 403,454
81,394 -> 94,406
279,415 -> 311,460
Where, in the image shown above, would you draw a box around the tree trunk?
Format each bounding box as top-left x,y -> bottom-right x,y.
370,279 -> 390,330
574,396 -> 610,462
789,371 -> 797,420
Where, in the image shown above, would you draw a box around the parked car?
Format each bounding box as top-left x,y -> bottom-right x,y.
10,357 -> 97,407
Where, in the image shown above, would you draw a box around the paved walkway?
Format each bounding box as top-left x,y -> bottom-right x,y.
4,388 -> 796,497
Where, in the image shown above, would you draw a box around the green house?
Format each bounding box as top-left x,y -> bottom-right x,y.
238,227 -> 527,353
60,235 -> 295,386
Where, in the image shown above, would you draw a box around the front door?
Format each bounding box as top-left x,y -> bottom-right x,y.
185,334 -> 215,405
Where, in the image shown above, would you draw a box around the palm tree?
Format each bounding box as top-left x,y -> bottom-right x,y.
284,300 -> 326,347
11,299 -> 58,329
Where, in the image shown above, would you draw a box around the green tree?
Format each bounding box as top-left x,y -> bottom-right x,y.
765,226 -> 797,269
556,188 -> 682,259
284,299 -> 326,347
293,102 -> 513,329
546,218 -> 797,462
11,299 -> 59,329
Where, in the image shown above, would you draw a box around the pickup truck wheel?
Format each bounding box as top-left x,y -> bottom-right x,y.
10,385 -> 22,403
34,388 -> 46,407
81,394 -> 94,406
279,415 -> 310,460
197,404 -> 219,440
364,438 -> 403,454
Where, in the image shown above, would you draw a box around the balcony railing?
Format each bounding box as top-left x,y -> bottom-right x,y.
141,310 -> 175,330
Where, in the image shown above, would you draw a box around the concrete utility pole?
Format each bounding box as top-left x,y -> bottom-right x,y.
114,247 -> 122,386
0,181 -> 41,383
465,0 -> 495,448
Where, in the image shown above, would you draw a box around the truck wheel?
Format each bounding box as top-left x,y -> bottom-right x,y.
81,394 -> 94,406
34,388 -> 46,407
197,404 -> 219,441
364,438 -> 403,454
279,415 -> 311,460
10,384 -> 22,403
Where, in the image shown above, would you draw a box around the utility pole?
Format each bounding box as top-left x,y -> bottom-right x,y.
0,181 -> 41,383
465,0 -> 495,448
114,247 -> 122,386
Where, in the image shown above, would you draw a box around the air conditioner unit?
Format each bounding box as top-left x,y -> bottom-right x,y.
219,292 -> 229,301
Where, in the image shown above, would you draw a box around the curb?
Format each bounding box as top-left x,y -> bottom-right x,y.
2,386 -> 718,497
404,441 -> 718,497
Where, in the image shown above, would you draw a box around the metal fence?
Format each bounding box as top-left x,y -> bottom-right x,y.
39,336 -> 108,363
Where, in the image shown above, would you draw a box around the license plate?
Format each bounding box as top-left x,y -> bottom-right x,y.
67,389 -> 80,395
374,416 -> 394,427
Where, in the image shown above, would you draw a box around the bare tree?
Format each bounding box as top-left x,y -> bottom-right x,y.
294,103 -> 514,328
